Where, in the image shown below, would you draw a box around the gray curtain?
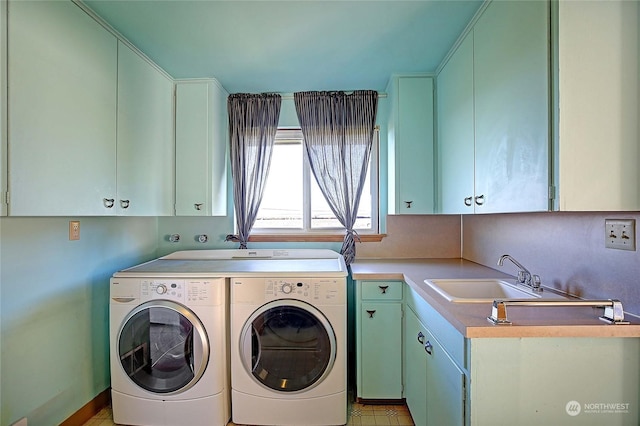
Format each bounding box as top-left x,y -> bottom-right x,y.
226,93 -> 281,249
294,90 -> 378,266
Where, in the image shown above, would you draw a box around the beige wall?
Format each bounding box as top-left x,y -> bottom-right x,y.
356,214 -> 462,259
463,212 -> 640,317
356,213 -> 640,317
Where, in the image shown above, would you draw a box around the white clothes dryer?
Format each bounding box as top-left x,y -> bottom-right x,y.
109,276 -> 229,426
230,276 -> 347,426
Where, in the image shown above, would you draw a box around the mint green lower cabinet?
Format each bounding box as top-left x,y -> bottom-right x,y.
425,327 -> 464,425
405,305 -> 464,426
405,284 -> 640,425
356,281 -> 403,400
469,337 -> 640,425
404,307 -> 428,425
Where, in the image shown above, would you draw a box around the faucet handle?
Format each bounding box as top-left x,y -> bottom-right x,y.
531,274 -> 543,292
517,270 -> 531,284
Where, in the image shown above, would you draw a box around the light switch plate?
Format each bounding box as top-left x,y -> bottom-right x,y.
605,219 -> 635,251
69,220 -> 80,241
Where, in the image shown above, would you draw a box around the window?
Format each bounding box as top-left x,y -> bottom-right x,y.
253,128 -> 379,234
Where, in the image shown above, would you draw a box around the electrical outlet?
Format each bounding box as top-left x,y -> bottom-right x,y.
605,219 -> 635,251
69,220 -> 80,241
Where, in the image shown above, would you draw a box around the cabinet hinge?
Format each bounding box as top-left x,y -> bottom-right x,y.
548,185 -> 556,200
4,191 -> 9,205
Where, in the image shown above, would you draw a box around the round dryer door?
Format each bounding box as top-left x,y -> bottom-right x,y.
240,299 -> 337,392
117,300 -> 209,394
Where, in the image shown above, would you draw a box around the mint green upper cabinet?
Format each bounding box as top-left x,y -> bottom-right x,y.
175,80 -> 228,216
473,0 -> 550,213
437,0 -> 550,214
116,42 -> 174,216
437,34 -> 475,214
8,0 -> 117,216
387,76 -> 435,214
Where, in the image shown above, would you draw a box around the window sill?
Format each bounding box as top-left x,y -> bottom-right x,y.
248,233 -> 386,243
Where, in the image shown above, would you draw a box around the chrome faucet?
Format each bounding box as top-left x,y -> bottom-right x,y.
497,254 -> 542,292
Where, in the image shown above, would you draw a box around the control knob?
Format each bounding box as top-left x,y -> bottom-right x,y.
281,283 -> 293,294
156,284 -> 168,295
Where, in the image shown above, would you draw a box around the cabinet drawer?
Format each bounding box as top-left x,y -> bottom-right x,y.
361,281 -> 403,300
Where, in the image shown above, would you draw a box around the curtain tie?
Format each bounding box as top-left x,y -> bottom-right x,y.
224,234 -> 248,249
346,228 -> 361,243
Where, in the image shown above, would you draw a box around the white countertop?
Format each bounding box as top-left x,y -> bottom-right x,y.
351,258 -> 640,338
114,249 -> 348,278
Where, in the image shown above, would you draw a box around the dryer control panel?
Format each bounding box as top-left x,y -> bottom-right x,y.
232,277 -> 346,305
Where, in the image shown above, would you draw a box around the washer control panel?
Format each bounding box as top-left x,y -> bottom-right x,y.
111,277 -> 225,306
142,280 -> 185,301
255,278 -> 346,304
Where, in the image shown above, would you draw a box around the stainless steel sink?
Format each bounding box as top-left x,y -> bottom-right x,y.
424,278 -> 543,303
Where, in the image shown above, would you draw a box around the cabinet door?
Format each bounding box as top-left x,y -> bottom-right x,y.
175,81 -> 228,216
473,0 -> 550,213
437,34 -> 475,214
358,302 -> 403,399
0,0 -> 6,216
396,77 -> 434,214
424,328 -> 465,426
116,42 -> 174,216
8,1 -> 117,215
404,307 -> 428,426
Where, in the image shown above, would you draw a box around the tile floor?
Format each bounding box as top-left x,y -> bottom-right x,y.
83,400 -> 415,426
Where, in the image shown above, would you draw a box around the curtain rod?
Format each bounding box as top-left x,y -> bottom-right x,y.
278,92 -> 387,100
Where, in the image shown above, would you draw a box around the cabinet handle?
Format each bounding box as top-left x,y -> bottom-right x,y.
366,310 -> 376,319
378,285 -> 389,294
194,203 -> 203,211
464,196 -> 473,207
417,331 -> 425,344
404,201 -> 413,208
474,194 -> 485,206
425,340 -> 433,355
120,199 -> 130,209
103,198 -> 115,208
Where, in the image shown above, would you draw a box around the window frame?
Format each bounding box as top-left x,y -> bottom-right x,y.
248,127 -> 380,239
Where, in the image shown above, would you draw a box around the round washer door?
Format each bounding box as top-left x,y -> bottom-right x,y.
240,299 -> 337,393
117,300 -> 209,394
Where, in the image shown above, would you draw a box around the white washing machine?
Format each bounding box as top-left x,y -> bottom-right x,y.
109,276 -> 229,426
231,276 -> 347,426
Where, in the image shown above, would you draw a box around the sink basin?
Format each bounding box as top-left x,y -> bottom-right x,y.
424,278 -> 543,303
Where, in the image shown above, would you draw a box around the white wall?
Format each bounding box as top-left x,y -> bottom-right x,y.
557,0 -> 639,211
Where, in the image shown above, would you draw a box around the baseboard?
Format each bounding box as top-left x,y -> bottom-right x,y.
355,397 -> 406,405
60,388 -> 111,426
